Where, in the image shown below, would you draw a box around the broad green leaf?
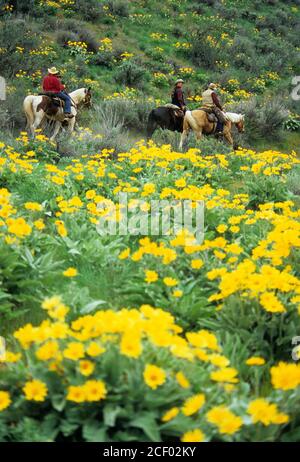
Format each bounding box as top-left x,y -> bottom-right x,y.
83,421 -> 107,442
103,404 -> 122,427
129,414 -> 161,442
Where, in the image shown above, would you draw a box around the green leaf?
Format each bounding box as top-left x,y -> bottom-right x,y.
113,431 -> 140,442
80,300 -> 107,314
51,394 -> 66,412
40,413 -> 60,441
83,421 -> 107,442
60,419 -> 80,437
281,427 -> 300,442
129,413 -> 161,442
103,404 -> 122,427
160,415 -> 192,436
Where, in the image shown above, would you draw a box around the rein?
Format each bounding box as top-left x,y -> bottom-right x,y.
70,96 -> 77,110
209,123 -> 217,135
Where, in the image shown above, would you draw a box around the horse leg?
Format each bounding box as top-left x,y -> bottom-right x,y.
67,117 -> 76,134
29,122 -> 35,138
25,112 -> 33,134
179,114 -> 192,150
23,96 -> 35,136
179,129 -> 189,150
146,112 -> 157,139
223,128 -> 234,146
221,121 -> 233,146
195,129 -> 203,141
50,121 -> 62,141
31,111 -> 45,137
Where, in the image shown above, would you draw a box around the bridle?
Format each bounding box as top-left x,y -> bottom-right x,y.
70,89 -> 92,110
236,120 -> 245,133
70,96 -> 78,110
82,91 -> 92,108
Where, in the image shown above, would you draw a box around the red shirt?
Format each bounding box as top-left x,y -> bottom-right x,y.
42,74 -> 65,93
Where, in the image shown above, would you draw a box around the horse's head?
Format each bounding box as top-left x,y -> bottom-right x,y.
167,107 -> 184,129
69,87 -> 92,108
236,114 -> 245,133
83,87 -> 92,108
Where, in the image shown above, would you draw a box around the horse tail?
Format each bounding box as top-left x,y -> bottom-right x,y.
184,110 -> 198,131
23,95 -> 35,129
146,110 -> 157,139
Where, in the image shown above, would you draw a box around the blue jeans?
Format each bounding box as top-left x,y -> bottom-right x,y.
56,91 -> 72,113
216,120 -> 224,132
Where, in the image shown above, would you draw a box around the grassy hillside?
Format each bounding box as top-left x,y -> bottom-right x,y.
0,0 -> 300,150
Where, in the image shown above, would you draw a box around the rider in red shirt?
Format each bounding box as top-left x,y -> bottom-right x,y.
42,67 -> 73,117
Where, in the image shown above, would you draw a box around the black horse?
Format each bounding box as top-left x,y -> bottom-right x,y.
147,106 -> 184,139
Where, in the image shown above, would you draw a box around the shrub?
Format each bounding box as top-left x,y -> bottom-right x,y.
232,97 -> 289,143
104,0 -> 130,17
73,0 -> 103,21
286,167 -> 300,197
56,30 -> 79,48
56,129 -> 132,158
0,20 -> 40,77
151,129 -> 181,149
284,115 -> 300,132
8,0 -> 37,14
90,51 -> 114,68
114,61 -> 150,89
56,24 -> 99,54
186,2 -> 206,14
253,31 -> 293,74
77,30 -> 99,54
186,136 -> 232,155
215,1 -> 240,20
189,29 -> 219,69
99,98 -> 153,133
72,54 -> 90,77
0,80 -> 30,132
89,104 -> 132,153
231,35 -> 256,72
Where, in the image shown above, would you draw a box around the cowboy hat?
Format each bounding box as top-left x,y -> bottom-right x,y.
48,67 -> 59,75
175,79 -> 184,84
208,82 -> 218,89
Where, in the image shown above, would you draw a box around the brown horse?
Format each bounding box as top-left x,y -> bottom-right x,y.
179,110 -> 245,150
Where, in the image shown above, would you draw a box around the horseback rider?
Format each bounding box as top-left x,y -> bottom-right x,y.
202,83 -> 226,134
171,79 -> 187,113
42,67 -> 74,118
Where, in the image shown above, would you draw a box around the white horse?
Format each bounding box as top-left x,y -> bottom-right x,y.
23,87 -> 92,141
224,112 -> 245,124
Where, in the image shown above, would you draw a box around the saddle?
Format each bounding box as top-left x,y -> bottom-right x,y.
164,104 -> 184,119
196,107 -> 218,123
164,103 -> 181,110
39,92 -> 65,108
